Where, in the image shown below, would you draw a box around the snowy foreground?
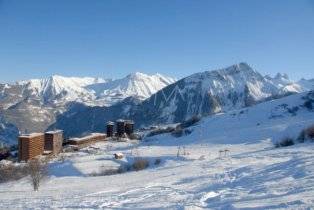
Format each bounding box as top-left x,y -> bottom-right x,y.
1,93 -> 314,209
1,140 -> 314,209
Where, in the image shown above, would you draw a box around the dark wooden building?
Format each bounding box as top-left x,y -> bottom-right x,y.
116,119 -> 126,137
18,133 -> 45,162
44,130 -> 63,155
125,120 -> 134,135
0,148 -> 10,161
68,133 -> 106,147
106,121 -> 114,137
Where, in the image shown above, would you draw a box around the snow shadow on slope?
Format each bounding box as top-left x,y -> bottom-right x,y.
195,154 -> 313,209
48,160 -> 84,177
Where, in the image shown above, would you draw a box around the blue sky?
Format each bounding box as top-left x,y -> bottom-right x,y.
0,0 -> 313,82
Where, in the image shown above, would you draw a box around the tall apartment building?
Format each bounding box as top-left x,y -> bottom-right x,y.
116,119 -> 126,137
18,133 -> 45,162
125,120 -> 134,135
44,130 -> 63,155
106,121 -> 114,137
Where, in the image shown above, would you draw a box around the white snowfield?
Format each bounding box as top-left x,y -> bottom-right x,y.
1,92 -> 314,209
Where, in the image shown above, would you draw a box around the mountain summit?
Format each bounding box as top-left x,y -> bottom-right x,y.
130,63 -> 305,125
86,72 -> 176,105
0,72 -> 175,108
17,75 -> 106,105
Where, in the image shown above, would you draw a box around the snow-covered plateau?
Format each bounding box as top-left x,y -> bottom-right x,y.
1,91 -> 314,209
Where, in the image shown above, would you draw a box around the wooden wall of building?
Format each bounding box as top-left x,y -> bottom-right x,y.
44,131 -> 63,155
18,133 -> 44,162
68,133 -> 106,147
107,122 -> 114,137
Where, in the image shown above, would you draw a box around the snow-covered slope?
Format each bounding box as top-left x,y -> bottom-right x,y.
86,72 -> 176,106
172,90 -> 314,145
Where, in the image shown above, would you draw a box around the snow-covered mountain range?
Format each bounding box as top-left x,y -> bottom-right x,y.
5,73 -> 175,107
49,63 -> 314,138
130,63 -> 312,125
0,63 -> 313,144
17,75 -> 107,106
86,72 -> 176,106
0,72 -> 175,144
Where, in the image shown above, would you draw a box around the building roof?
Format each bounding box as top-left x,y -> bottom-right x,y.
125,120 -> 134,124
19,133 -> 44,138
116,119 -> 134,124
45,130 -> 63,134
69,133 -> 106,142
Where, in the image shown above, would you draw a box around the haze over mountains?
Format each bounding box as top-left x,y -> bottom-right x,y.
0,63 -> 313,144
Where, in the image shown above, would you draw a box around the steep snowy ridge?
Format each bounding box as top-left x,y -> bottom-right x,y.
18,75 -> 107,105
133,63 -> 306,125
86,72 -> 176,105
11,73 -> 175,107
184,63 -> 303,103
265,73 -> 303,93
184,63 -> 273,103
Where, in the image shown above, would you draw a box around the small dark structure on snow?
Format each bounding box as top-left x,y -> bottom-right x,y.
125,120 -> 134,135
114,152 -> 124,159
0,148 -> 10,160
44,130 -> 63,155
106,121 -> 114,137
116,119 -> 126,137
